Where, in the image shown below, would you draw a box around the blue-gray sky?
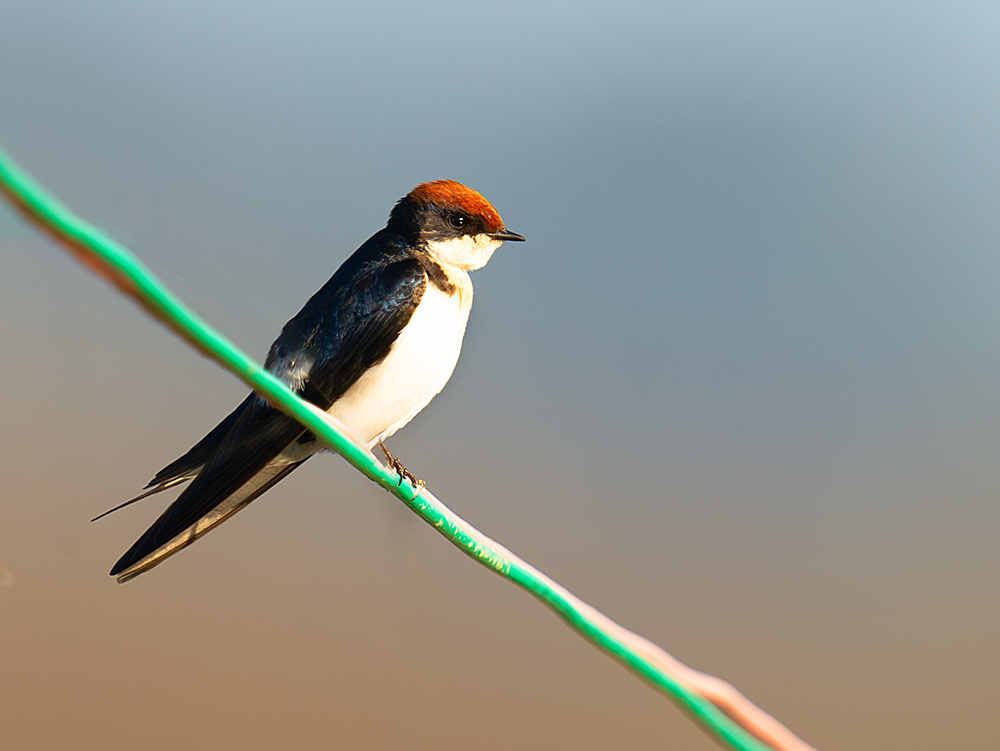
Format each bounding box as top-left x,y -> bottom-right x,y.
2,2 -> 998,749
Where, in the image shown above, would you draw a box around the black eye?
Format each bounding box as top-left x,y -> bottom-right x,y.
448,213 -> 468,229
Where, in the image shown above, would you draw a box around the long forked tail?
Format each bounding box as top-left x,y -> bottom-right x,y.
91,476 -> 195,522
112,461 -> 305,583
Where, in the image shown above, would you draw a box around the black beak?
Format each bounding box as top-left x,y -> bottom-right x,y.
489,229 -> 526,242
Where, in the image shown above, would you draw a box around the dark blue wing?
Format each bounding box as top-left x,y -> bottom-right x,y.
109,233 -> 426,579
142,393 -> 255,489
265,230 -> 429,408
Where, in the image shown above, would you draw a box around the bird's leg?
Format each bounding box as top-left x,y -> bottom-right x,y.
379,440 -> 424,492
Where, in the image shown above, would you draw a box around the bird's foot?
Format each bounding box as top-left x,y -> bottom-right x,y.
379,441 -> 424,492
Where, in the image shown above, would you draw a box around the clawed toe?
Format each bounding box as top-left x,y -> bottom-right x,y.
379,441 -> 422,490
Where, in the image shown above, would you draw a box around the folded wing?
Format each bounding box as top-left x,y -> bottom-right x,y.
110,240 -> 427,582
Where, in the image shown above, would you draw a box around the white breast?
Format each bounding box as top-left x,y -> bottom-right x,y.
328,273 -> 472,447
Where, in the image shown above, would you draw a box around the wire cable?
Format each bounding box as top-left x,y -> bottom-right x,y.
0,144 -> 818,751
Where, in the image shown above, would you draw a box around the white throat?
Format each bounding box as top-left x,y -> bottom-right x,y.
423,233 -> 503,271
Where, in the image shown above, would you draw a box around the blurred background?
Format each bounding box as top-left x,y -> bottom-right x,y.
1,1 -> 998,749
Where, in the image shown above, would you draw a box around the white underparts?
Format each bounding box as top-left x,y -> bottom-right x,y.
328,267 -> 473,446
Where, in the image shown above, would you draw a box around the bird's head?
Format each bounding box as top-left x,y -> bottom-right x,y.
388,180 -> 525,270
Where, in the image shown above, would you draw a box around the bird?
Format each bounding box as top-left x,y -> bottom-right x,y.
101,180 -> 524,583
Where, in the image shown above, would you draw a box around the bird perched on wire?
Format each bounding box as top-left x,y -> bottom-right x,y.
99,180 -> 524,583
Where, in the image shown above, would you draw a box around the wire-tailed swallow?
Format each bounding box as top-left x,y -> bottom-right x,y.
102,180 -> 524,582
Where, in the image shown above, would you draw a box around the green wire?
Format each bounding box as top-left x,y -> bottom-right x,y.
0,144 -> 792,751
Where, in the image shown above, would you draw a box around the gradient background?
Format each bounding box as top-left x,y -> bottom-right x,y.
1,2 -> 998,749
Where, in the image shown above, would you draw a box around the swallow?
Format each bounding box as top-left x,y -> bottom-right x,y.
102,180 -> 524,582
